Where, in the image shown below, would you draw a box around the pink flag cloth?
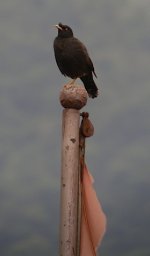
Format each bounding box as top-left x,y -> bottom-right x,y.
80,164 -> 106,256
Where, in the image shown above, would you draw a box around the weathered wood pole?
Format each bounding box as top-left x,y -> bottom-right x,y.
59,84 -> 88,256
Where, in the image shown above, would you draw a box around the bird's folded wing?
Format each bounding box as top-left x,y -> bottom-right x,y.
80,164 -> 106,256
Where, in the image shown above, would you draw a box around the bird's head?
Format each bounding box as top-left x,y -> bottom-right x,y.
54,23 -> 73,38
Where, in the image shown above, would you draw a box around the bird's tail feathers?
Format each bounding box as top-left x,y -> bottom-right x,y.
80,75 -> 98,98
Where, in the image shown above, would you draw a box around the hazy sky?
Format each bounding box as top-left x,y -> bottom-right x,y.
0,1 -> 150,255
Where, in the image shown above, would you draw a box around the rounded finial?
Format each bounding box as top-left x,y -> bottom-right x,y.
59,84 -> 88,109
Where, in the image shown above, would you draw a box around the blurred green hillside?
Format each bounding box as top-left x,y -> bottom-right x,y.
0,0 -> 150,255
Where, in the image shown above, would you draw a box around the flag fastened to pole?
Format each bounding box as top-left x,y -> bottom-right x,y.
79,113 -> 106,256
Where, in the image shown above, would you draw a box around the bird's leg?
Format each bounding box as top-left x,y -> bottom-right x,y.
67,78 -> 77,85
64,78 -> 77,88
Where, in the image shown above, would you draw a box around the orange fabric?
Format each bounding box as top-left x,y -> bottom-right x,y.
80,164 -> 106,256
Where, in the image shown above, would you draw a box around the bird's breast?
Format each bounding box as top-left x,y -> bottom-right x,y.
54,38 -> 68,53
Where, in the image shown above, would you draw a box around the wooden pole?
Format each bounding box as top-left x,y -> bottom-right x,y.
59,84 -> 88,256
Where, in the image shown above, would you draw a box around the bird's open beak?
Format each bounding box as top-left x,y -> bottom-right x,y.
53,24 -> 63,30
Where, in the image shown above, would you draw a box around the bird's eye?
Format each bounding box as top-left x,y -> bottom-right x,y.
65,27 -> 68,30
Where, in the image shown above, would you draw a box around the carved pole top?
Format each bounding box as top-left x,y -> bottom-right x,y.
59,84 -> 88,110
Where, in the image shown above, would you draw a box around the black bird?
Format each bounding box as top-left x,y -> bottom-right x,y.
53,23 -> 98,98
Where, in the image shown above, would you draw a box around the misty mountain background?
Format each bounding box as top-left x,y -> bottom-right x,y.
0,0 -> 150,255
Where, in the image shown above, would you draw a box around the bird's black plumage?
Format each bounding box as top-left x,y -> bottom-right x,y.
53,23 -> 98,98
